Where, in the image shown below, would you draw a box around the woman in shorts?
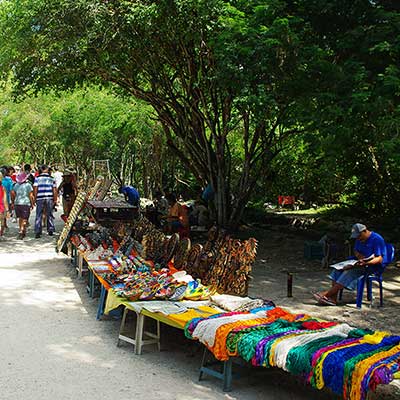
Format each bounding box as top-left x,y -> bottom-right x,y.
11,172 -> 34,239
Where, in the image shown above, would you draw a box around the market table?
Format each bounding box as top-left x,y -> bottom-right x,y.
106,291 -> 236,390
103,288 -> 218,352
67,242 -> 400,398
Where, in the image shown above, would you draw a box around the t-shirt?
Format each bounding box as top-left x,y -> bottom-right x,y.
2,176 -> 13,204
13,182 -> 33,206
33,173 -> 56,200
354,231 -> 387,264
169,202 -> 189,228
201,184 -> 214,202
121,186 -> 140,207
53,171 -> 63,189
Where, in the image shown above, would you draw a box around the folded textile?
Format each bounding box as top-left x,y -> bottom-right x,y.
271,324 -> 354,371
192,312 -> 262,347
211,294 -> 266,312
185,306 -> 400,400
178,300 -> 211,308
125,300 -> 186,314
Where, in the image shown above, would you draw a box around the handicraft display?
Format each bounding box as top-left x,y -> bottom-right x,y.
172,237 -> 191,270
184,307 -> 400,400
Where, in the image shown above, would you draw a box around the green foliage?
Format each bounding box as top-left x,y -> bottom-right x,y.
0,84 -> 174,196
1,0 -> 400,221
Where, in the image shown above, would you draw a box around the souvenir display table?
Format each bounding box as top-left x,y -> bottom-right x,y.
66,238 -> 400,399
185,307 -> 400,399
59,182 -> 400,399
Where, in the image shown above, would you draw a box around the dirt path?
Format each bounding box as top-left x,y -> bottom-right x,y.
0,215 -> 398,399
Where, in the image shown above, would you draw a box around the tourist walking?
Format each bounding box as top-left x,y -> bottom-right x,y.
0,166 -> 13,229
33,165 -> 57,238
11,172 -> 34,239
24,164 -> 35,185
58,170 -> 77,217
0,172 -> 9,238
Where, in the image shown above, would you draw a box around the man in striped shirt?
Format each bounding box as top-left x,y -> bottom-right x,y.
33,165 -> 57,238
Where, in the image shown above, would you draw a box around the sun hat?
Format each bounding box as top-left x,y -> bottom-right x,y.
350,223 -> 367,239
16,172 -> 28,184
63,167 -> 76,176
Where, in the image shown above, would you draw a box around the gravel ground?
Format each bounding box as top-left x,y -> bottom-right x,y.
0,214 -> 399,400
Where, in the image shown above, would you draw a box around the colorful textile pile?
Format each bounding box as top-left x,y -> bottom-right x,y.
185,307 -> 400,400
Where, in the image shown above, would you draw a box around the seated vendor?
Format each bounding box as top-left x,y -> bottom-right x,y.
163,193 -> 189,234
190,198 -> 210,227
313,223 -> 387,306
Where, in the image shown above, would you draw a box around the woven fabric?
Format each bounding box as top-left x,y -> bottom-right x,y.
191,313 -> 255,347
185,306 -> 400,400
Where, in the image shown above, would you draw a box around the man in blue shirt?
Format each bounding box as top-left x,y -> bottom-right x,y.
119,185 -> 140,207
33,165 -> 57,238
313,223 -> 387,306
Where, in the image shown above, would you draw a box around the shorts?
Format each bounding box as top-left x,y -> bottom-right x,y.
15,205 -> 31,220
329,265 -> 383,291
170,221 -> 183,230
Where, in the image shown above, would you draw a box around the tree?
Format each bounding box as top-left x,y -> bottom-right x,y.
290,0 -> 400,214
0,84 -> 169,196
0,0 -> 331,227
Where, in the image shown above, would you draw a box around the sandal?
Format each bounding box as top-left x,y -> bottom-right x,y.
312,292 -> 323,303
319,295 -> 337,306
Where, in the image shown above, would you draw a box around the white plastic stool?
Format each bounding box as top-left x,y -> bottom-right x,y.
117,307 -> 160,355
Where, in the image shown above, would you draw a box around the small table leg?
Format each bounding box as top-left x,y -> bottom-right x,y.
96,285 -> 107,320
117,307 -> 129,347
77,253 -> 83,278
223,358 -> 233,392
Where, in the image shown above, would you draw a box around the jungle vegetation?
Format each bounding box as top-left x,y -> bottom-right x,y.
0,1 -> 399,226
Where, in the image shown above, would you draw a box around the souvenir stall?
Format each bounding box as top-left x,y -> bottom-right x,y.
184,306 -> 400,399
65,207 -> 261,360
58,182 -> 400,399
57,176 -> 138,279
